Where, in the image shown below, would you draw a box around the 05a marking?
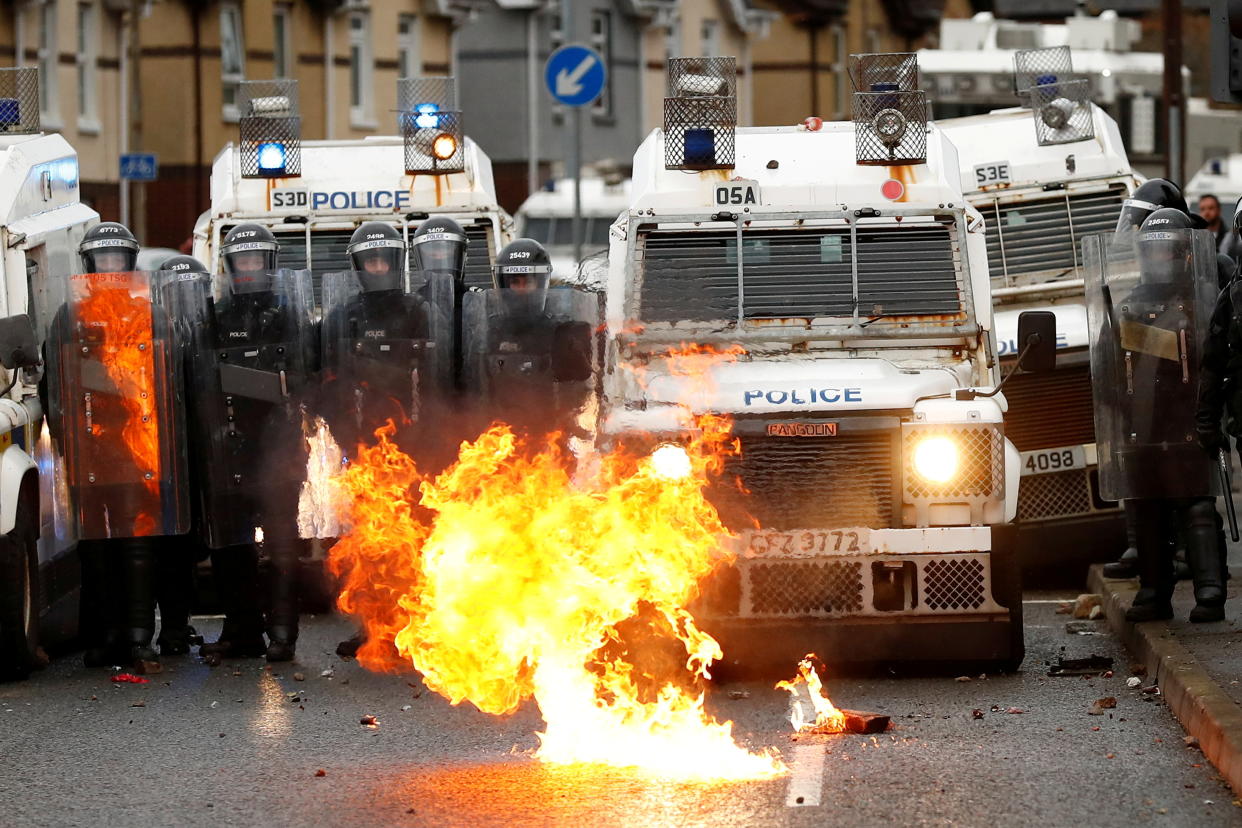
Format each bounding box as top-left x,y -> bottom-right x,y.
746,529 -> 869,557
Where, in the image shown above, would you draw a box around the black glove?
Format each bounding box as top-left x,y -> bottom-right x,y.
1198,423 -> 1228,453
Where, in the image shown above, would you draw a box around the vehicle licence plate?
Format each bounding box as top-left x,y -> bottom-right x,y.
713,179 -> 761,208
741,528 -> 871,558
1020,445 -> 1087,477
973,162 -> 1011,187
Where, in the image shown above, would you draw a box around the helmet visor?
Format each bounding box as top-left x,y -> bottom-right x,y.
497,267 -> 551,316
222,241 -> 278,293
1138,229 -> 1192,284
80,236 -> 139,274
411,232 -> 467,282
1114,197 -> 1162,241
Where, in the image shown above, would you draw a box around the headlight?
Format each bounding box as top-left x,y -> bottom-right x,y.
432,133 -> 458,160
650,442 -> 692,481
912,436 -> 959,484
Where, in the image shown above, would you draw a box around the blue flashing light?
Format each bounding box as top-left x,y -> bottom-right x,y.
869,82 -> 898,93
1036,74 -> 1058,86
414,102 -> 440,129
684,128 -> 716,168
257,141 -> 287,174
0,98 -> 19,126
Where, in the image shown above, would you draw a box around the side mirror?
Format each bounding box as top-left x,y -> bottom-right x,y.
1016,310 -> 1057,374
0,314 -> 40,371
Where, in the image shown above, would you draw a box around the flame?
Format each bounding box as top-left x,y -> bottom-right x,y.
298,415 -> 349,539
325,341 -> 787,778
775,654 -> 846,734
75,273 -> 161,536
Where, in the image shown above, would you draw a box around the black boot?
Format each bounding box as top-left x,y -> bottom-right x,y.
155,539 -> 196,655
1126,500 -> 1175,623
1103,547 -> 1138,579
1187,500 -> 1226,623
201,545 -> 266,658
122,539 -> 159,666
80,541 -> 127,667
265,535 -> 299,663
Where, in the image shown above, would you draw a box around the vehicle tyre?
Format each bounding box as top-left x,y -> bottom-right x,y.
0,503 -> 40,682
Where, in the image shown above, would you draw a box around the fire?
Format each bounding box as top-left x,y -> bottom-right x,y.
75,273 -> 162,536
325,340 -> 789,778
775,654 -> 846,734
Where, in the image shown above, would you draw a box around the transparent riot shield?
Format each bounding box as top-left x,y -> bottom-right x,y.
319,270 -> 452,446
1083,228 -> 1220,501
462,287 -> 600,428
42,271 -> 192,539
189,268 -> 317,549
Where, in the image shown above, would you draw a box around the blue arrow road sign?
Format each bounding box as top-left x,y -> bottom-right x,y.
545,45 -> 606,108
119,153 -> 158,182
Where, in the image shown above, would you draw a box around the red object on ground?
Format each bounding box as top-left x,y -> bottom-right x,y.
110,673 -> 151,684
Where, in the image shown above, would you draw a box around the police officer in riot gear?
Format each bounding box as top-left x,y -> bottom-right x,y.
1090,209 -> 1224,623
410,217 -> 470,387
47,222 -> 192,667
464,238 -> 595,432
1103,180 -> 1195,581
151,255 -> 210,655
192,223 -> 315,662
324,222 -> 456,659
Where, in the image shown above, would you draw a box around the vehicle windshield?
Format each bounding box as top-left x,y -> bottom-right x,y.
633,215 -> 971,334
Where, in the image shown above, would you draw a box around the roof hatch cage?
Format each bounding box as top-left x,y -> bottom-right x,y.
849,52 -> 927,166
663,56 -> 737,171
238,78 -> 302,179
0,67 -> 40,136
1013,46 -> 1095,147
399,76 -> 465,175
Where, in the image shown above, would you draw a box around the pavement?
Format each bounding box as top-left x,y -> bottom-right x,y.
1090,563 -> 1242,802
0,602 -> 1237,827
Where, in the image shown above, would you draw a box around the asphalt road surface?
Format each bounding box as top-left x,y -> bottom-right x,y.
0,597 -> 1236,828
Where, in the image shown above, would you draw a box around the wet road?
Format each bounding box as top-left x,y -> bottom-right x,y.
0,598 -> 1236,828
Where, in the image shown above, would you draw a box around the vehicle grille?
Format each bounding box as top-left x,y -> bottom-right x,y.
273,219 -> 496,305
1018,469 -> 1094,521
923,558 -> 986,610
747,560 -> 864,616
709,432 -> 897,531
638,221 -> 963,323
982,184 -> 1126,284
1002,364 -> 1096,451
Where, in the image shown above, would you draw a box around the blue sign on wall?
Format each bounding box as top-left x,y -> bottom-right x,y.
545,45 -> 607,108
119,153 -> 158,182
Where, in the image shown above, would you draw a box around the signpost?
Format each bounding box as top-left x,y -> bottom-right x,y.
544,43 -> 606,265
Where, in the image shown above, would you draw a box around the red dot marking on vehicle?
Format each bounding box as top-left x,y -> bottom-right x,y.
881,179 -> 905,200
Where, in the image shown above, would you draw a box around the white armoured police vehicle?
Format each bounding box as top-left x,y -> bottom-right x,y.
515,172 -> 632,283
0,68 -> 96,678
193,78 -> 513,301
600,56 -> 1051,670
937,46 -> 1140,575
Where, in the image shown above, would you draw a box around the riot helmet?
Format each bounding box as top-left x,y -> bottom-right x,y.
1218,253 -> 1238,290
221,223 -> 279,294
161,255 -> 208,275
495,238 -> 553,315
1115,179 -> 1188,240
347,222 -> 405,292
410,217 -> 468,285
1234,195 -> 1242,233
79,222 -> 139,274
1137,208 -> 1195,284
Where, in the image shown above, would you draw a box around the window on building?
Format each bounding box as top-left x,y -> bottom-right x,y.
590,10 -> 612,117
77,2 -> 99,126
349,11 -> 374,126
398,14 -> 420,79
273,4 -> 292,79
700,19 -> 719,57
39,1 -> 59,124
220,2 -> 245,120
